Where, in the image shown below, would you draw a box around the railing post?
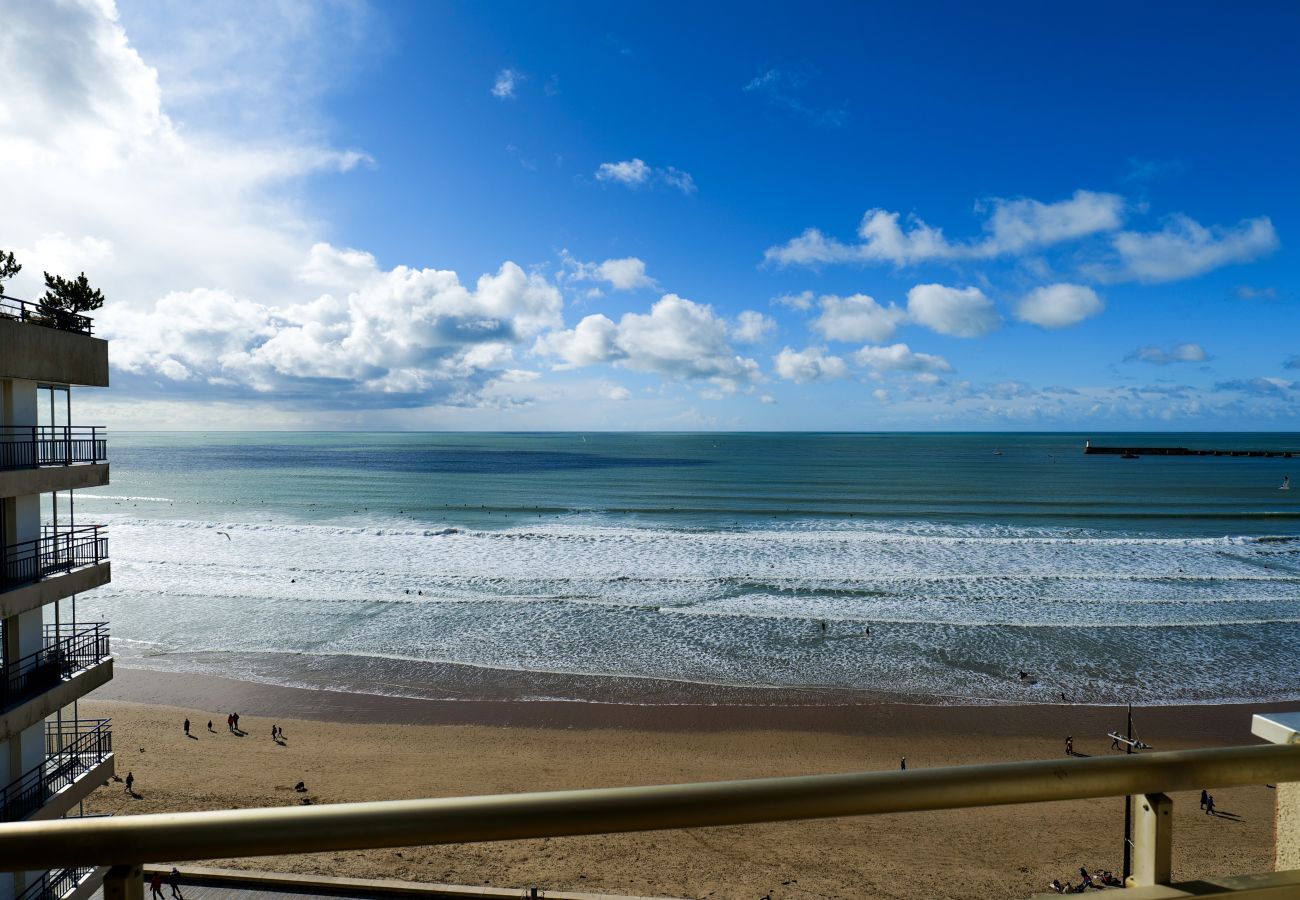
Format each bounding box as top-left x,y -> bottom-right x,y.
1252,712 -> 1300,870
103,864 -> 143,900
1126,792 -> 1172,887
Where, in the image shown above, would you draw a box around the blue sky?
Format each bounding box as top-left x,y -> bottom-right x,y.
2,1 -> 1297,429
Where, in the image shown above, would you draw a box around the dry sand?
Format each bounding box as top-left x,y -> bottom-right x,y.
81,669 -> 1281,900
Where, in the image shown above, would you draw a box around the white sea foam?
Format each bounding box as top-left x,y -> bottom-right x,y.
74,511 -> 1300,704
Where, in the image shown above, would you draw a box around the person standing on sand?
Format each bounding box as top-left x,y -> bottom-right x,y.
1065,736 -> 1073,756
1200,789 -> 1209,810
207,720 -> 213,733
183,718 -> 190,737
233,712 -> 240,732
900,757 -> 906,770
125,771 -> 134,794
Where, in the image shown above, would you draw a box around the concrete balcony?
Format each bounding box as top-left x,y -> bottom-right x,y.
0,304 -> 108,388
0,528 -> 109,619
0,719 -> 114,824
13,863 -> 108,900
0,426 -> 109,498
0,562 -> 110,620
0,625 -> 112,743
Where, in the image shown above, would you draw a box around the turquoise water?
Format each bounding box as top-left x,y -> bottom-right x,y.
76,432 -> 1300,705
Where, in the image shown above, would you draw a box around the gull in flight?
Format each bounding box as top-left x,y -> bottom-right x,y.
216,531 -> 231,541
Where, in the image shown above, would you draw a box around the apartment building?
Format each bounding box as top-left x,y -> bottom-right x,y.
0,295 -> 113,900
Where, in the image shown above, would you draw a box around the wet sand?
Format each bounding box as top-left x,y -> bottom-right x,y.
82,668 -> 1282,900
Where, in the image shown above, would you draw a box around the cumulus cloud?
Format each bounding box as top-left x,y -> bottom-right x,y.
853,343 -> 952,373
105,244 -> 564,406
536,294 -> 760,393
595,158 -> 696,194
1108,215 -> 1279,283
560,252 -> 657,291
492,68 -> 522,99
812,293 -> 907,342
906,284 -> 1000,338
602,384 -> 632,401
773,347 -> 848,383
1016,283 -> 1105,329
1127,343 -> 1209,365
771,290 -> 814,311
764,190 -> 1124,267
733,310 -> 776,343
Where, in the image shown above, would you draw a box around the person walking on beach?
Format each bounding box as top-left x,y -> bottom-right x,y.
125,771 -> 134,794
168,866 -> 184,899
226,713 -> 233,733
1206,794 -> 1216,816
149,872 -> 164,899
1065,736 -> 1073,756
1200,789 -> 1209,810
207,720 -> 213,733
900,757 -> 906,771
233,712 -> 240,732
183,718 -> 190,737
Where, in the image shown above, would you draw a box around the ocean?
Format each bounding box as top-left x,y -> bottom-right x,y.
74,432 -> 1300,707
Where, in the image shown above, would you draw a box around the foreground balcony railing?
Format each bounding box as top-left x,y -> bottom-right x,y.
0,526 -> 107,593
0,719 -> 111,823
0,623 -> 110,712
0,739 -> 1297,897
0,295 -> 94,336
0,427 -> 107,471
12,865 -> 97,900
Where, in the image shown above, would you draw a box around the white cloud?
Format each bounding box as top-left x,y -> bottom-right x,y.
1127,343 -> 1209,365
853,343 -> 952,373
1109,215 -> 1279,283
764,190 -> 1124,267
733,310 -> 776,343
595,158 -> 650,186
594,158 -> 695,194
537,294 -> 761,393
906,284 -> 1000,338
773,347 -> 849,383
561,252 -> 656,291
812,293 -> 906,342
492,68 -> 522,99
771,290 -> 814,311
1015,283 -> 1104,329
104,244 -> 564,406
602,384 -> 632,401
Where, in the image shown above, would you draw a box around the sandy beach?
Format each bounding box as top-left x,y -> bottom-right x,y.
80,668 -> 1281,900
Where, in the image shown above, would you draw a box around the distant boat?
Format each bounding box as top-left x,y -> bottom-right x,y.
1283,475 -> 1292,491
993,448 -> 1003,456
1121,452 -> 1139,459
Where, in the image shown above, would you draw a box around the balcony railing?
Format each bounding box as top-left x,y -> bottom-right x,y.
0,623 -> 110,713
0,738 -> 1297,895
0,719 -> 111,822
12,865 -> 97,900
0,295 -> 94,337
0,526 -> 107,593
0,427 -> 107,471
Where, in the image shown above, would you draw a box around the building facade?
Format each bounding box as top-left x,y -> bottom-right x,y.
0,296 -> 113,900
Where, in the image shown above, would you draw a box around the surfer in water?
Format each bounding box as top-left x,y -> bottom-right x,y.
1282,475 -> 1291,491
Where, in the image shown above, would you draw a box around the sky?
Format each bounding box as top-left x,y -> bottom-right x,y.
1,0 -> 1297,430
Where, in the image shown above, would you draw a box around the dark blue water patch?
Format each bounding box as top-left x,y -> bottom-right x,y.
110,444 -> 711,475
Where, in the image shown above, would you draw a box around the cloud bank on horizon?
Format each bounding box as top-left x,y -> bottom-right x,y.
1,0 -> 1295,430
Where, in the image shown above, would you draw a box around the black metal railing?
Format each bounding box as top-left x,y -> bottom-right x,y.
0,624 -> 110,712
0,426 -> 107,471
0,719 -> 111,822
13,865 -> 97,900
0,295 -> 94,336
0,526 -> 107,593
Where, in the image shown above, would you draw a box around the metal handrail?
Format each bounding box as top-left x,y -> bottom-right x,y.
0,623 -> 110,712
12,865 -> 96,900
0,742 -> 1295,871
0,526 -> 108,592
0,294 -> 94,336
0,426 -> 107,471
0,719 -> 111,823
